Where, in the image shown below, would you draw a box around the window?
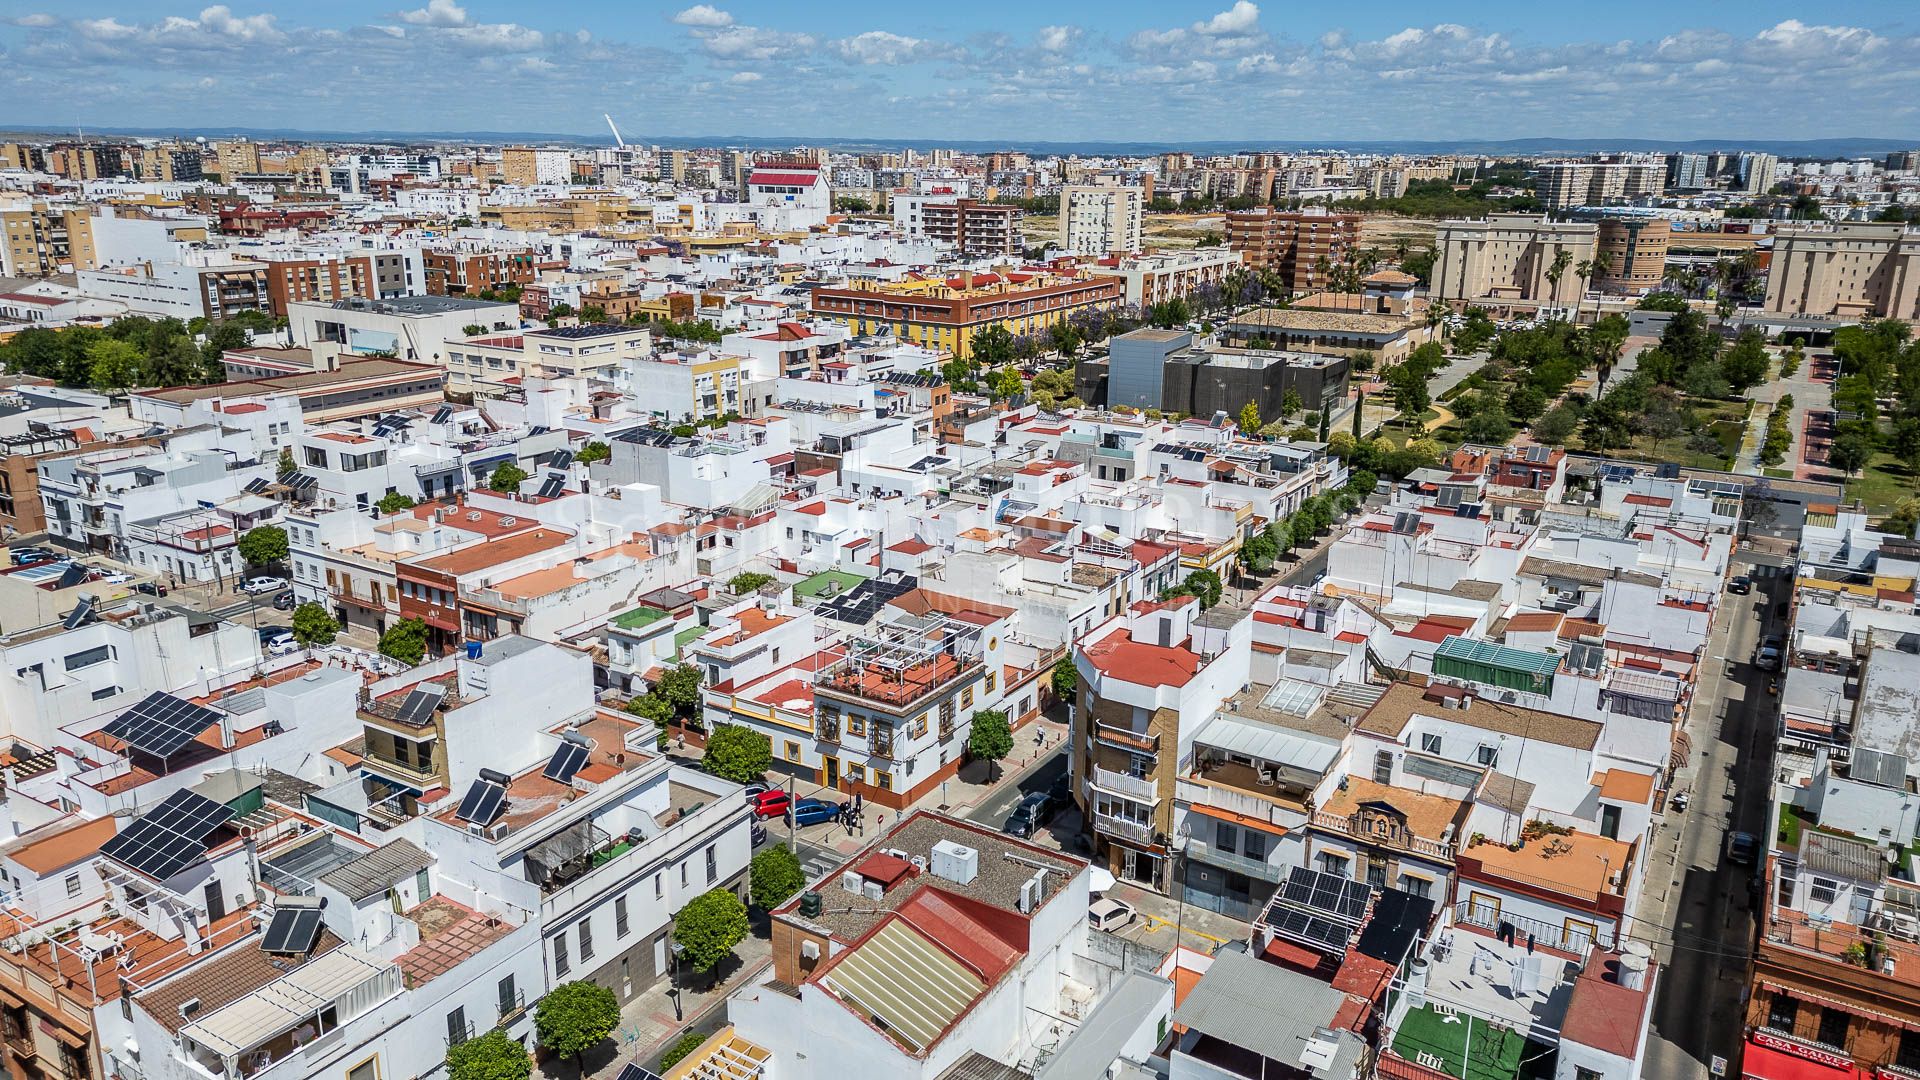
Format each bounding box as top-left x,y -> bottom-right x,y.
1241,830 -> 1267,862
497,975 -> 516,1018
64,645 -> 111,671
64,874 -> 81,898
1400,874 -> 1432,899
911,713 -> 929,739
579,919 -> 594,961
984,671 -> 996,694
1316,851 -> 1349,877
705,844 -> 717,885
1476,744 -> 1499,769
1817,1007 -> 1850,1049
1898,1030 -> 1920,1070
304,447 -> 327,468
679,861 -> 688,888
1574,1069 -> 1602,1080
1372,750 -> 1393,784
848,763 -> 866,784
1419,733 -> 1442,754
654,872 -> 663,899
348,1058 -> 378,1080
961,686 -> 974,709
1767,993 -> 1798,1034
1810,877 -> 1839,904
876,771 -> 891,791
1214,820 -> 1238,853
785,740 -> 801,761
848,713 -> 866,737
615,897 -> 629,938
446,1006 -> 467,1046
553,934 -> 569,976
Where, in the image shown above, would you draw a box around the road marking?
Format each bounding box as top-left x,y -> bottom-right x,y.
1135,910 -> 1228,945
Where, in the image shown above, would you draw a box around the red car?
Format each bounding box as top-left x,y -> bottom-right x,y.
749,790 -> 793,819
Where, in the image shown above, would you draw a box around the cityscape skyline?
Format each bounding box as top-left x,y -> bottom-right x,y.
4,1 -> 1920,142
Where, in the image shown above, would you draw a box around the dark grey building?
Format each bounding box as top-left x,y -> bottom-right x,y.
1161,344 -> 1349,423
1107,327 -> 1192,411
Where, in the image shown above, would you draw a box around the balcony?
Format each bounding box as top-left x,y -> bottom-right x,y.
1093,813 -> 1155,846
1311,809 -> 1456,861
1184,836 -> 1285,883
1177,776 -> 1307,831
359,747 -> 438,787
1090,766 -> 1159,802
1094,722 -> 1160,754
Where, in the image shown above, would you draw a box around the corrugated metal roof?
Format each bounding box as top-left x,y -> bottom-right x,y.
1192,714 -> 1339,774
1434,635 -> 1563,678
821,917 -> 984,1053
182,946 -> 399,1057
317,838 -> 433,901
1173,951 -> 1362,1074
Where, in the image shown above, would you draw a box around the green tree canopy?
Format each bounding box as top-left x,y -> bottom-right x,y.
674,888 -> 750,974
728,571 -> 775,594
967,709 -> 1014,780
1049,656 -> 1077,701
87,338 -> 144,393
533,980 -> 620,1070
749,844 -> 805,910
487,462 -> 529,493
290,603 -> 338,648
446,1028 -> 531,1080
703,724 -> 771,784
378,617 -> 428,666
237,525 -> 288,568
375,491 -> 416,515
660,1032 -> 710,1071
656,664 -> 704,715
577,440 -> 611,463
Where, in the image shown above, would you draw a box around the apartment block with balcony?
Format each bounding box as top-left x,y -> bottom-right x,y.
1071,596 -> 1252,893
35,429 -> 272,559
1223,209 -> 1359,296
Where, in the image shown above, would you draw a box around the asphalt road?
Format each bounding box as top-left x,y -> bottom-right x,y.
965,745 -> 1069,831
1637,553 -> 1784,1077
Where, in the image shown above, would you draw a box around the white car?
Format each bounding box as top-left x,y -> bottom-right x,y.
98,571 -> 132,584
241,576 -> 289,595
262,632 -> 298,657
1088,898 -> 1136,933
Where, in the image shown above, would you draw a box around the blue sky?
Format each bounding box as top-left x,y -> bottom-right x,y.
3,2 -> 1919,142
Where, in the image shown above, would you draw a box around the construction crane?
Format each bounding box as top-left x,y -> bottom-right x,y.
604,114 -> 625,149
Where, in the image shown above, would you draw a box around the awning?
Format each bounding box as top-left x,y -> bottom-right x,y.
1740,1040 -> 1857,1079
1670,730 -> 1694,772
1192,714 -> 1339,774
1188,803 -> 1289,836
47,1025 -> 85,1050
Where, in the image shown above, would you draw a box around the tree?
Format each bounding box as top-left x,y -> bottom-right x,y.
291,603 -> 338,648
1279,387 -> 1304,420
487,462 -> 528,493
86,337 -> 143,393
656,663 -> 704,715
462,324 -> 486,337
278,446 -> 295,474
1829,428 -> 1874,476
728,571 -> 775,594
834,195 -> 872,213
1545,248 -> 1573,303
445,1028 -> 531,1080
1637,291 -> 1690,313
1050,656 -> 1077,701
624,692 -> 673,728
534,980 -> 620,1072
749,845 -> 805,910
1237,400 -> 1261,435
967,708 -> 1014,779
379,617 -> 428,666
702,723 -> 771,784
577,440 -> 611,464
1461,402 -> 1513,445
1175,569 -> 1224,608
989,366 -> 1025,400
548,302 -> 575,320
1385,364 -> 1430,419
1532,403 -> 1580,445
1240,529 -> 1279,573
1722,329 -> 1771,394
972,325 -> 1015,367
674,888 -> 750,974
375,491 -> 416,515
237,524 -> 288,568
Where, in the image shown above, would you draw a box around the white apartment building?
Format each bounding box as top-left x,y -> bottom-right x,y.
1059,185 -> 1144,256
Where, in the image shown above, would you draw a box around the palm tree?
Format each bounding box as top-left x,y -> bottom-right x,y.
1424,300 -> 1453,342
1574,252 -> 1611,323
1546,248 -> 1574,311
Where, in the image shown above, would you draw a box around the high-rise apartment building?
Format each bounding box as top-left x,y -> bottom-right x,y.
1738,151 -> 1780,195
1592,216 -> 1672,294
1224,209 -> 1360,296
1765,222 -> 1920,319
920,199 -> 1023,257
0,203 -> 96,277
1538,160 -> 1664,209
500,147 -> 572,187
213,139 -> 259,178
1431,213 -> 1598,305
1059,185 -> 1143,256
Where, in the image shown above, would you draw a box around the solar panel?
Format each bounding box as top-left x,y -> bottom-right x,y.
1270,905 -> 1351,951
261,902 -> 325,955
393,685 -> 445,726
431,405 -> 453,424
543,734 -> 591,784
56,562 -> 87,589
63,595 -> 96,630
104,692 -> 225,759
536,476 -> 565,500
528,425 -> 551,436
244,477 -> 271,495
1280,866 -> 1371,924
612,1064 -> 665,1080
455,773 -> 508,826
548,450 -> 574,471
99,789 -> 235,880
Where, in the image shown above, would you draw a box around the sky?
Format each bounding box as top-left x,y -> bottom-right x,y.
3,1 -> 1919,144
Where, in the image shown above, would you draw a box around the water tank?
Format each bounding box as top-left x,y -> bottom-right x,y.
930,840 -> 978,885
798,891 -> 822,917
466,640 -> 483,660
1619,952 -> 1648,990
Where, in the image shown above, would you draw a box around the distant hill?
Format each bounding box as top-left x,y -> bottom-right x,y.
0,122 -> 1912,160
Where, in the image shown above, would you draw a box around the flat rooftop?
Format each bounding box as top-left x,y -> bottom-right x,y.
317,295 -> 511,316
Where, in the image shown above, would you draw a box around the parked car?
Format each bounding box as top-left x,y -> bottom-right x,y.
749,821 -> 768,847
786,797 -> 842,827
134,581 -> 168,597
1046,772 -> 1072,809
98,571 -> 132,584
742,781 -> 772,802
1088,898 -> 1136,933
1753,637 -> 1783,671
1004,790 -> 1058,839
262,632 -> 298,657
9,547 -> 53,566
1727,575 -> 1752,595
748,790 -> 793,819
242,575 -> 288,594
273,590 -> 297,610
1727,831 -> 1759,866
256,625 -> 290,643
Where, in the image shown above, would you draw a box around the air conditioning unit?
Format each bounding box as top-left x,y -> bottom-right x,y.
861,880 -> 884,901
840,871 -> 863,895
800,940 -> 820,960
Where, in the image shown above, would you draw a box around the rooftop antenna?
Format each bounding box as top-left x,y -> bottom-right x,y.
604,114 -> 626,150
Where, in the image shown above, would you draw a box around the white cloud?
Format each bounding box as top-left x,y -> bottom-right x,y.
1036,25 -> 1078,52
693,23 -> 815,61
397,0 -> 467,27
832,30 -> 954,65
673,5 -> 734,29
1196,1 -> 1259,36
728,70 -> 761,84
6,13 -> 58,27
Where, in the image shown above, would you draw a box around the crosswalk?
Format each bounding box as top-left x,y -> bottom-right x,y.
801,848 -> 845,884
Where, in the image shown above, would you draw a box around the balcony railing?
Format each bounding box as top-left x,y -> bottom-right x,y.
1311,810 -> 1456,861
360,748 -> 438,786
1453,898 -> 1614,953
1177,777 -> 1306,830
1184,837 -> 1286,883
1094,722 -> 1160,754
1093,813 -> 1155,846
1091,766 -> 1159,802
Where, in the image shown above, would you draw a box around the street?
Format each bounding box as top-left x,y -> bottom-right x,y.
1637,550 -> 1787,1077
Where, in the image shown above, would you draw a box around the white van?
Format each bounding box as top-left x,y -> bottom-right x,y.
1088,898 -> 1136,933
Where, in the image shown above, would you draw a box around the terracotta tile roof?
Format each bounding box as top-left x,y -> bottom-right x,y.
1081,622 -> 1200,688
1319,777 -> 1467,842
1356,681 -> 1600,751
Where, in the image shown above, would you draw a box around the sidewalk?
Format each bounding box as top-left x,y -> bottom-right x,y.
539,935 -> 773,1080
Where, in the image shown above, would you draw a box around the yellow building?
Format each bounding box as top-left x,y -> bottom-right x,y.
809,270 -> 1125,358
214,139 -> 260,178
1,203 -> 96,277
